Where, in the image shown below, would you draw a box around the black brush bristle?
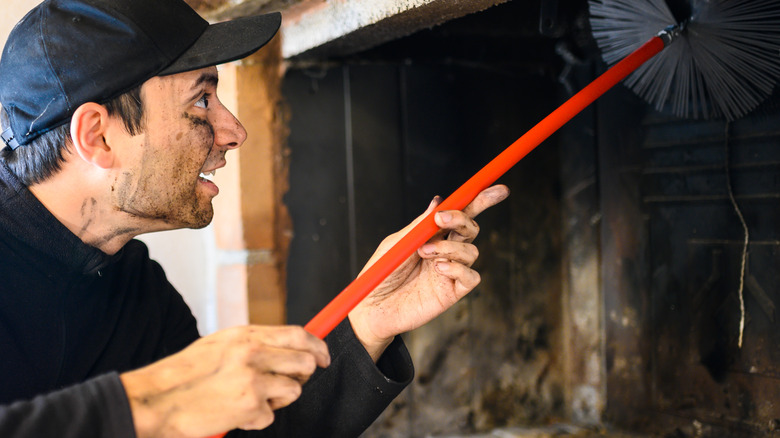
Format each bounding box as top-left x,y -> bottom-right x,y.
589,0 -> 780,121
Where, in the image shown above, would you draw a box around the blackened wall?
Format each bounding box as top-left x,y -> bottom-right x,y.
281,0 -> 780,434
598,83 -> 780,436
281,1 -> 589,435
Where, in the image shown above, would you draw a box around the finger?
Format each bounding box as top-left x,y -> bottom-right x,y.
435,261 -> 482,296
239,403 -> 275,430
401,195 -> 443,234
262,374 -> 304,411
249,347 -> 319,384
419,241 -> 479,267
246,326 -> 330,368
398,195 -> 443,233
461,184 -> 510,219
433,210 -> 479,243
359,195 -> 443,276
425,195 -> 443,215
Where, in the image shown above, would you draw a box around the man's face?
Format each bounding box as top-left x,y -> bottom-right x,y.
111,66 -> 246,230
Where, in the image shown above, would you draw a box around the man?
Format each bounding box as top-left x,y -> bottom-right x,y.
0,0 -> 509,437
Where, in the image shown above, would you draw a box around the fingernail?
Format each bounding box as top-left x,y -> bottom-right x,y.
428,196 -> 442,209
436,211 -> 452,224
422,243 -> 436,254
436,261 -> 449,272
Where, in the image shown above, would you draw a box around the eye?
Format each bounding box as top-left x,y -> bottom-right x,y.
195,93 -> 211,109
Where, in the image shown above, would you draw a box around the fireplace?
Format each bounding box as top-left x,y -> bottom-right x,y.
275,0 -> 780,436
597,87 -> 780,437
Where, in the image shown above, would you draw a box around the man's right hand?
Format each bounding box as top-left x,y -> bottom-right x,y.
119,325 -> 330,438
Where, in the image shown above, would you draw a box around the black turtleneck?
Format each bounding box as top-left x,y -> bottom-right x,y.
0,161 -> 199,405
0,161 -> 413,437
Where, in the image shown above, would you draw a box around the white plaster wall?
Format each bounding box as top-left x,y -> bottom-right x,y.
0,1 -> 35,51
138,229 -> 218,335
279,0 -> 508,58
1,1 -> 219,335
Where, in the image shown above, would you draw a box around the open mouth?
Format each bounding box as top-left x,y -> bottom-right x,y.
199,169 -> 216,182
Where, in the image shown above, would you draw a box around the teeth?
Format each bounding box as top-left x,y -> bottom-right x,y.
199,170 -> 216,181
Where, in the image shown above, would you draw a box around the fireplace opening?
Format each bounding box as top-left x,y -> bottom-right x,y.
280,0 -> 780,436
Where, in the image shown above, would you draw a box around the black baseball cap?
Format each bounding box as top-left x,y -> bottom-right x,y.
0,0 -> 281,149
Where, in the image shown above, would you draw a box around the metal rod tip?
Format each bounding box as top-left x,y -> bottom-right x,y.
657,23 -> 685,46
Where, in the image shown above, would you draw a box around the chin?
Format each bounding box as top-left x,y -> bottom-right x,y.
187,208 -> 214,230
188,218 -> 213,230
171,202 -> 214,230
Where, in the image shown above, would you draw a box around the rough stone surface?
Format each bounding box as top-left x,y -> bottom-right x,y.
361,135 -> 565,437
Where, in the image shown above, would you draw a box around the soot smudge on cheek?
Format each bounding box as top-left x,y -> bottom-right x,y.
182,112 -> 215,147
114,171 -> 139,213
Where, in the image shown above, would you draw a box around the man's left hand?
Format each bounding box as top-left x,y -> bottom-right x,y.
348,184 -> 510,361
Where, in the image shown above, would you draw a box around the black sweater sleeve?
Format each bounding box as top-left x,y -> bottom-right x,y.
0,373 -> 135,438
0,321 -> 412,438
227,319 -> 414,438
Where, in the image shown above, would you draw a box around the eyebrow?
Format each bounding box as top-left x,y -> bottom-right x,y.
193,72 -> 218,89
186,72 -> 219,102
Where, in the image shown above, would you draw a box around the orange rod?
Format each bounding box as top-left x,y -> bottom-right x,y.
303,35 -> 664,339
204,34 -> 665,438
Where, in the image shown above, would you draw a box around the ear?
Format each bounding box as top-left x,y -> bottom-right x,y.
69,102 -> 114,169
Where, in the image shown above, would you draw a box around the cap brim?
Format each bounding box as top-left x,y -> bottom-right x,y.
159,12 -> 281,76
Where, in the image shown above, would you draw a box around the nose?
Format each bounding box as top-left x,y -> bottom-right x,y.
211,102 -> 247,150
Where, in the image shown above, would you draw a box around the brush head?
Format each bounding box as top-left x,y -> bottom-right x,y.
589,0 -> 780,121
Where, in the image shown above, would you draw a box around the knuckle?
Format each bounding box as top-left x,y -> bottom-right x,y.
235,373 -> 262,398
254,411 -> 275,429
273,379 -> 303,409
459,218 -> 477,235
287,384 -> 303,406
235,343 -> 262,365
236,388 -> 262,412
301,354 -> 317,375
288,325 -> 309,345
290,381 -> 303,398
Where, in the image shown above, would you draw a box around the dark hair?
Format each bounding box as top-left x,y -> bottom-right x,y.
0,86 -> 144,186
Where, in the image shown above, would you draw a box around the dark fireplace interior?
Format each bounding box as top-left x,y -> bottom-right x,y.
280,0 -> 780,436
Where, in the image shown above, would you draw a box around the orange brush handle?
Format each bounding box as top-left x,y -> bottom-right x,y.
303,34 -> 665,339
203,34 -> 664,438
